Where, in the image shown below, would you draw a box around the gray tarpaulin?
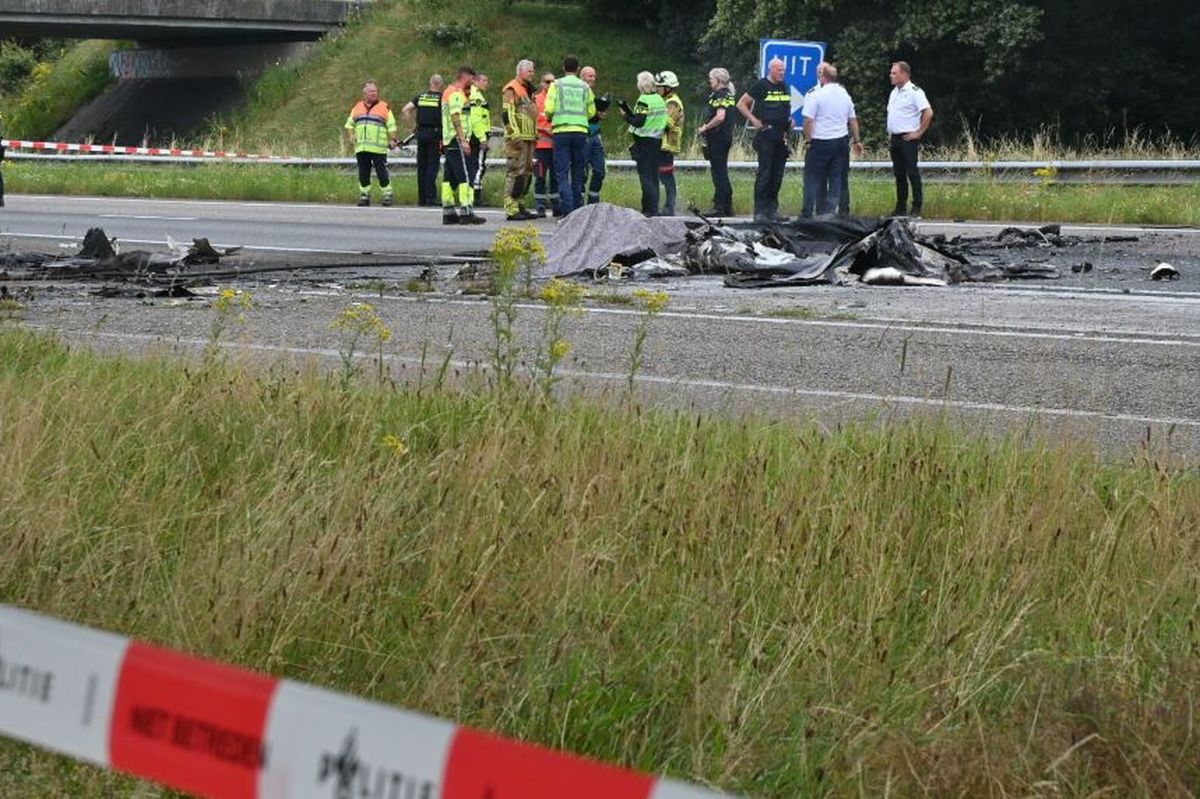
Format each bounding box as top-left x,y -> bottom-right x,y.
541,203 -> 688,277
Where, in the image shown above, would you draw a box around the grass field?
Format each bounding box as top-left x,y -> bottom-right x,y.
6,159 -> 1200,225
228,0 -> 683,154
0,325 -> 1197,797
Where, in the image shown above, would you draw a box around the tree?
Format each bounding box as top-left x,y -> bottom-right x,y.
704,0 -> 1044,144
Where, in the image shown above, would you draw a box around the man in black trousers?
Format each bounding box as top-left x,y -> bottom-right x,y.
886,61 -> 933,217
737,57 -> 794,222
402,73 -> 445,207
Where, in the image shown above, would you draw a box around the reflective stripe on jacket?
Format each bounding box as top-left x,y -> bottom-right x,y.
441,86 -> 468,146
502,79 -> 538,141
469,85 -> 491,141
628,93 -> 667,139
344,100 -> 397,154
535,90 -> 553,149
544,74 -> 595,134
414,90 -> 441,131
663,93 -> 684,154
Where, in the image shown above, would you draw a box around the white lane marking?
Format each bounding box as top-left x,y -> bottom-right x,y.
36,328 -> 1200,430
369,294 -> 1200,349
966,284 -> 1200,302
98,214 -> 197,222
915,220 -> 1199,236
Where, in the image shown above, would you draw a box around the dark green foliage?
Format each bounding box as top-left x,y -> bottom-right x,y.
0,42 -> 37,93
579,0 -> 720,67
681,0 -> 1200,144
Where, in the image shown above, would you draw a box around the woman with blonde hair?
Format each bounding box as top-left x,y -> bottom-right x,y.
617,70 -> 668,216
696,67 -> 736,216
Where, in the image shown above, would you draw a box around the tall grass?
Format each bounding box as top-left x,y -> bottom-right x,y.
0,41 -> 117,139
6,160 -> 1200,224
0,327 -> 1197,797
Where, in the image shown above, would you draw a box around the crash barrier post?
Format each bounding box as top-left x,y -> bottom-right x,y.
3,138 -> 1199,181
0,605 -> 734,799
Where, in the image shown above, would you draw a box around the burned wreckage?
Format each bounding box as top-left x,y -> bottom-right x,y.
542,203 -> 1138,287
0,227 -> 482,296
0,227 -> 244,297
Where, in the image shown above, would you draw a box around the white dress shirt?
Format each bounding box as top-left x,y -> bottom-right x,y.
802,83 -> 856,140
887,81 -> 931,134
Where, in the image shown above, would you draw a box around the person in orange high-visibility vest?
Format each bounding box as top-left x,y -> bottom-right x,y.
343,81 -> 397,207
532,73 -> 560,217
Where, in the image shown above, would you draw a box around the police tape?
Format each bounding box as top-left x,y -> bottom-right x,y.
0,605 -> 733,799
0,138 -> 313,162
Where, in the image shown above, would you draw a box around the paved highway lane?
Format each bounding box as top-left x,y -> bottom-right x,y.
19,287 -> 1200,457
4,194 -> 1198,456
0,194 -> 507,255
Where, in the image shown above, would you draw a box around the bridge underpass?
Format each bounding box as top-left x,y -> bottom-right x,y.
0,0 -> 358,42
0,1 -> 363,144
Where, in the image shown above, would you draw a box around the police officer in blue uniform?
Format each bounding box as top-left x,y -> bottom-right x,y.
402,74 -> 445,207
737,57 -> 793,222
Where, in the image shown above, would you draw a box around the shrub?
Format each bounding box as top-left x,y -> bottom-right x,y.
414,21 -> 483,49
0,42 -> 37,93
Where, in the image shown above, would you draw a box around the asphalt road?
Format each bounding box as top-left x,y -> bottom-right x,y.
4,194 -> 1198,457
0,194 -> 504,255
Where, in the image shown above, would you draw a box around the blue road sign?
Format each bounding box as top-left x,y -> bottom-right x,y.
759,39 -> 826,126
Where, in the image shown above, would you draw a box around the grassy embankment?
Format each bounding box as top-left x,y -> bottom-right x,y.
0,315 -> 1197,797
0,40 -> 116,138
229,0 -> 684,154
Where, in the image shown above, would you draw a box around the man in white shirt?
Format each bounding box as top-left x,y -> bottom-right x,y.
886,61 -> 933,217
801,62 -> 863,218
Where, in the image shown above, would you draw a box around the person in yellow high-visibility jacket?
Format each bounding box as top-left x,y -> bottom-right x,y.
656,70 -> 684,217
441,66 -> 486,225
468,73 -> 493,207
543,55 -> 596,216
343,81 -> 398,207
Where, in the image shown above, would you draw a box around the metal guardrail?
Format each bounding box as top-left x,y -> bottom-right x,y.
8,152 -> 1200,183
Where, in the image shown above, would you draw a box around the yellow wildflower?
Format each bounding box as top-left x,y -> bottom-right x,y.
381,433 -> 409,456
213,287 -> 252,313
1033,166 -> 1059,185
632,288 -> 669,314
549,339 -> 572,360
332,303 -> 392,343
540,278 -> 585,308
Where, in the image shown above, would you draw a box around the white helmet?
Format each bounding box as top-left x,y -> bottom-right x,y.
654,70 -> 679,88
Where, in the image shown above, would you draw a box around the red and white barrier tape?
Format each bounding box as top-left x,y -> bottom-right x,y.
0,605 -> 732,799
1,138 -> 311,162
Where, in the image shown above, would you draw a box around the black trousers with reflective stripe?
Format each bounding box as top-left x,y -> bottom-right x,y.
356,152 -> 389,191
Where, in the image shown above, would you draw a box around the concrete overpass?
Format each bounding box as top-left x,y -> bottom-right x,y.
0,0 -> 361,43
